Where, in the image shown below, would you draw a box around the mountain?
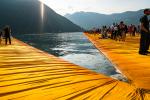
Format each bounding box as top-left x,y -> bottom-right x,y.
0,0 -> 82,34
65,10 -> 144,29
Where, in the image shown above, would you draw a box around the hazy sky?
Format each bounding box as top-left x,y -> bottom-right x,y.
40,0 -> 150,15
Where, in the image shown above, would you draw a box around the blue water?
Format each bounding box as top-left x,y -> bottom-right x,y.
14,32 -> 127,81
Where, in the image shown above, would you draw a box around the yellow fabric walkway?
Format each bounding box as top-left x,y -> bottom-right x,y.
0,38 -> 149,100
85,33 -> 150,90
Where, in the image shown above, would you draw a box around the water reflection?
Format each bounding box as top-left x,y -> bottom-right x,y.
14,32 -> 127,81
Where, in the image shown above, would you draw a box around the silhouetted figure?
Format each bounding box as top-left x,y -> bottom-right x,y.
114,24 -> 118,41
131,25 -> 137,36
137,25 -> 140,36
139,9 -> 150,55
129,24 -> 133,37
111,23 -> 115,39
4,25 -> 12,45
119,21 -> 126,41
0,30 -> 2,44
101,26 -> 108,39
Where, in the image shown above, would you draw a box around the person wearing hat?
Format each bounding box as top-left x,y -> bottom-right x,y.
139,9 -> 150,55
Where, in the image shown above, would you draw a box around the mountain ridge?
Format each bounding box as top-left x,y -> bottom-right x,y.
0,0 -> 83,34
65,9 -> 145,29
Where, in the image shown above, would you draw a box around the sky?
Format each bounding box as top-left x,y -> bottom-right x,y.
39,0 -> 150,16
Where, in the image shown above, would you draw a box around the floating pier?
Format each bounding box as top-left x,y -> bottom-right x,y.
0,38 -> 149,100
85,32 -> 150,92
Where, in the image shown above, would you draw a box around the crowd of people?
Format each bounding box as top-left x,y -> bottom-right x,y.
0,25 -> 12,45
86,22 -> 140,42
85,9 -> 150,55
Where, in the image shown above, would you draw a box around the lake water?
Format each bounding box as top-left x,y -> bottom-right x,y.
14,32 -> 127,81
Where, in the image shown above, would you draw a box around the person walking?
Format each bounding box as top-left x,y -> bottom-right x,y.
4,25 -> 12,45
139,9 -> 150,55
